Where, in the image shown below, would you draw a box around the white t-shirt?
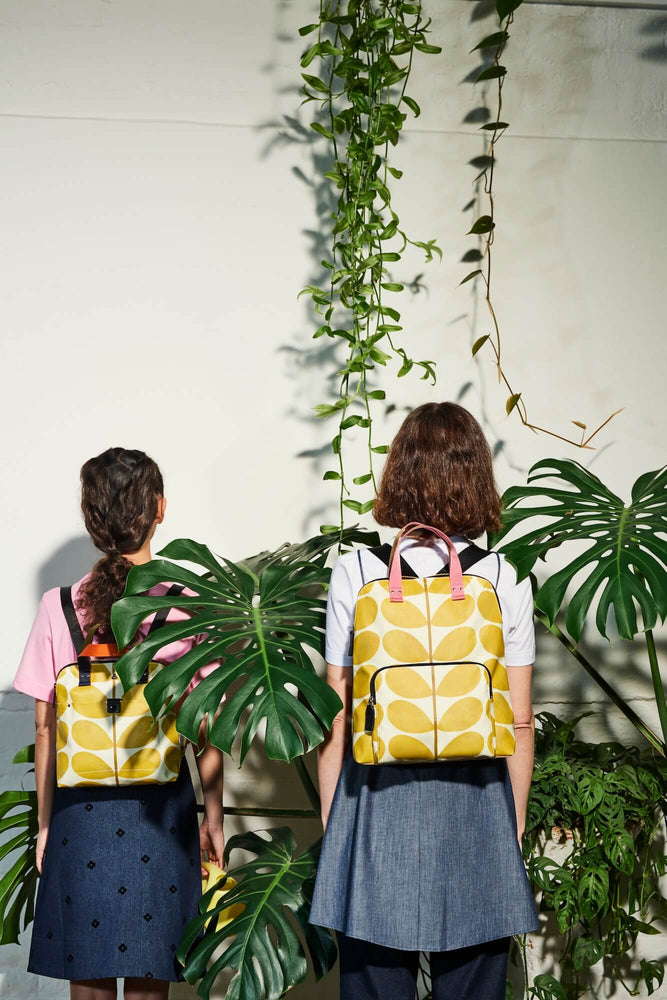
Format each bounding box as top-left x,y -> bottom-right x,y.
325,535 -> 536,668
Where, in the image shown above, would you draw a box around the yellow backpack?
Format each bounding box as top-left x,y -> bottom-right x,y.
352,523 -> 515,766
54,584 -> 185,787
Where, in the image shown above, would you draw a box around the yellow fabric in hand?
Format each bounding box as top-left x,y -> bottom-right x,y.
201,862 -> 245,931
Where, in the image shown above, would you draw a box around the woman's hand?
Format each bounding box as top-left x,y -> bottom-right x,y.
199,815 -> 225,876
36,826 -> 49,874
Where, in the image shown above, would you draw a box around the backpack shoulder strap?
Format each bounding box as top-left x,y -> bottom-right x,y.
457,543 -> 491,574
146,584 -> 186,635
60,586 -> 86,655
368,543 -> 418,579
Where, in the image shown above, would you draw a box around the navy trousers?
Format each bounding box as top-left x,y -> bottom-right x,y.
338,933 -> 510,1000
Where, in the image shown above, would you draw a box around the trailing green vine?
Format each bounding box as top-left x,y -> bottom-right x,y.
298,1 -> 442,539
463,0 -> 620,449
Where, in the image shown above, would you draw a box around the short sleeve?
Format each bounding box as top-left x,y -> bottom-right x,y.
503,570 -> 536,667
14,598 -> 57,703
325,555 -> 357,667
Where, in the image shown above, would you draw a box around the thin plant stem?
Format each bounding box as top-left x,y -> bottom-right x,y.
645,628 -> 667,746
294,756 -> 322,815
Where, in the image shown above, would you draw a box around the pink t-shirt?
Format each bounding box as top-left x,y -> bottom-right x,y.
14,575 -> 217,704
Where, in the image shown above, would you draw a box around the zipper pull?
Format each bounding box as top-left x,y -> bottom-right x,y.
364,700 -> 376,734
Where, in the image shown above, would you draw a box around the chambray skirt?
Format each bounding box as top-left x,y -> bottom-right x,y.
309,754 -> 539,951
28,761 -> 200,982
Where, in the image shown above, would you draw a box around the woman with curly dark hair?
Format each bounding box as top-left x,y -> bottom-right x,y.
14,447 -> 224,1000
310,402 -> 539,1000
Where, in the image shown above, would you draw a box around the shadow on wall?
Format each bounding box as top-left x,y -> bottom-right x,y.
639,15 -> 667,63
35,535 -> 97,602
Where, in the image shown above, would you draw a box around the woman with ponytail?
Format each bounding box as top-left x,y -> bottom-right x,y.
13,448 -> 224,1000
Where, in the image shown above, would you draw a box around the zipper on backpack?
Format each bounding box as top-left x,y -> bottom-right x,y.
364,660 -> 494,734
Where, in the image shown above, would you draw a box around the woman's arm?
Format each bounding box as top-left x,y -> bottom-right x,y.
34,699 -> 57,873
505,664 -> 535,844
317,664 -> 352,831
194,716 -> 225,871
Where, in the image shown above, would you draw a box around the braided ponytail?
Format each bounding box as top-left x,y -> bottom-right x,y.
76,448 -> 164,639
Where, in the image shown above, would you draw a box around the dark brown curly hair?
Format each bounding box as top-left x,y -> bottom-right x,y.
373,402 -> 502,540
76,448 -> 164,639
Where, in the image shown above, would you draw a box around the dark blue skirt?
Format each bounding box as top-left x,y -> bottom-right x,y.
28,761 -> 201,982
309,753 -> 539,952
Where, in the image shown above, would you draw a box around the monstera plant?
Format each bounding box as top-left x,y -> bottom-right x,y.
109,527 -> 377,998
491,460 -> 667,753
0,746 -> 38,947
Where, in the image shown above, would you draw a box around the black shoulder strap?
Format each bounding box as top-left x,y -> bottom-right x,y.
369,543 -> 419,579
458,543 -> 490,574
369,542 -> 490,579
60,586 -> 86,655
146,584 -> 186,635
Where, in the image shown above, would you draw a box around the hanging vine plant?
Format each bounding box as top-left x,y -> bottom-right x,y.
462,0 -> 620,448
298,0 -> 443,539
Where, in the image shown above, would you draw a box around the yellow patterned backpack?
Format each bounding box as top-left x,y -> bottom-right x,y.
352,523 -> 515,766
54,584 -> 186,787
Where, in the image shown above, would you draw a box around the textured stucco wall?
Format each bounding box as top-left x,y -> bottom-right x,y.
0,1 -> 665,996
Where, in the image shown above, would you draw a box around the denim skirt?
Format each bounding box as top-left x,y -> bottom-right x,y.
309,754 -> 539,951
28,761 -> 201,982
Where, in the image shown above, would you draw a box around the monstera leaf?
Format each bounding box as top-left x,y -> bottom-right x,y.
112,528 -> 378,761
177,827 -> 336,1000
492,460 -> 667,641
0,745 -> 38,945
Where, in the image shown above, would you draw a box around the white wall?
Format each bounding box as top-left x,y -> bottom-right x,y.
0,1 -> 665,996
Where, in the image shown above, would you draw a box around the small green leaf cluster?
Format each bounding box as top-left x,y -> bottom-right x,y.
299,1 -> 442,538
520,713 -> 666,999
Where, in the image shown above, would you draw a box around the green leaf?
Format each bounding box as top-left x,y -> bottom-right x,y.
298,23 -> 319,37
468,215 -> 495,235
388,166 -> 403,179
472,335 -> 490,356
603,827 -> 635,874
572,934 -> 604,971
381,282 -> 404,292
372,445 -> 389,454
300,43 -> 320,68
497,0 -> 523,19
401,95 -> 421,118
367,389 -> 386,400
471,31 -> 509,52
112,532 -> 376,762
531,974 -> 568,1000
179,829 -> 336,1000
353,474 -> 372,485
322,471 -> 341,481
310,121 -> 334,139
578,773 -> 604,814
460,269 -> 482,285
415,42 -> 442,54
577,867 -> 609,921
340,414 -> 369,430
493,461 -> 667,641
640,958 -> 665,995
505,392 -> 522,415
320,525 -> 339,535
302,74 -> 330,95
480,121 -> 510,131
476,65 -> 507,83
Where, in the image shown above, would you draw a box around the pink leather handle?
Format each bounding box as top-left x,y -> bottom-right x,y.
388,522 -> 465,602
